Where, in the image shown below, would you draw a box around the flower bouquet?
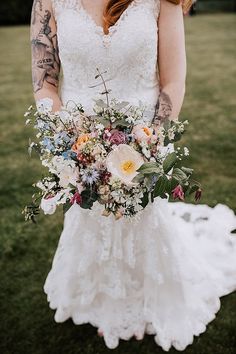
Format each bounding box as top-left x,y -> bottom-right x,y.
23,72 -> 201,222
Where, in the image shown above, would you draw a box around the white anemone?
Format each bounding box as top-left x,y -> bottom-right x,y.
106,144 -> 144,184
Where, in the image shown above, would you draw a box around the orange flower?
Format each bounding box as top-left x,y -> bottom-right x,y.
72,134 -> 90,151
142,127 -> 152,137
132,124 -> 154,142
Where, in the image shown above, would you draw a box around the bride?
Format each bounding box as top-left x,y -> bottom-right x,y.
30,0 -> 236,351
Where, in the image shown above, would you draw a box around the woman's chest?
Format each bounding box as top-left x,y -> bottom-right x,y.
55,0 -> 159,67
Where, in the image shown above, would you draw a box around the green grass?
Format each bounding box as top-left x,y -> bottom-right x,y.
0,14 -> 236,354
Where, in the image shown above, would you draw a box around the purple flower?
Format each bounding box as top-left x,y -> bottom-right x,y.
195,188 -> 202,202
80,168 -> 100,185
109,129 -> 127,145
172,184 -> 185,201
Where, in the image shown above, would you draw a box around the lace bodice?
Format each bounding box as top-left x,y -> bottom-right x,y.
51,0 -> 161,118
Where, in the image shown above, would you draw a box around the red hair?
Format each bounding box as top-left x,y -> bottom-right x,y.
103,0 -> 193,34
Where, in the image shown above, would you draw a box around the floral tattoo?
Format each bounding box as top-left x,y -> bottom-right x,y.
31,0 -> 60,93
153,91 -> 173,126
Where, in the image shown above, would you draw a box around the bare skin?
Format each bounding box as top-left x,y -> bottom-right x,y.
155,0 -> 186,122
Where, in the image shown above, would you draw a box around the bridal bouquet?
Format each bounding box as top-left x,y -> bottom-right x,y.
23,84 -> 201,222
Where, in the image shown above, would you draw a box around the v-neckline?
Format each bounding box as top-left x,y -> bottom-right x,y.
79,0 -> 139,38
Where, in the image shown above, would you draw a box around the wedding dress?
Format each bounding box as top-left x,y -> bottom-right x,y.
43,0 -> 236,351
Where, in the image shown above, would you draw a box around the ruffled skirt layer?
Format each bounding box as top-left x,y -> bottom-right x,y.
44,198 -> 236,351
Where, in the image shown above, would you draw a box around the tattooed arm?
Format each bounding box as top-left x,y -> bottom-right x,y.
153,0 -> 186,125
30,0 -> 62,111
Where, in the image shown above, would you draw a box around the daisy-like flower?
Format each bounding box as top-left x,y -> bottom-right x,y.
80,167 -> 100,185
106,144 -> 144,185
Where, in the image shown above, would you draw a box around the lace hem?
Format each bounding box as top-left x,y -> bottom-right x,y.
43,198 -> 236,351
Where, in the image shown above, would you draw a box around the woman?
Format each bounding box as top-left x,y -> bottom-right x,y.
30,0 -> 236,351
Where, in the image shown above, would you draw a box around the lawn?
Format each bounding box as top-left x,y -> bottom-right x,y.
0,14 -> 236,354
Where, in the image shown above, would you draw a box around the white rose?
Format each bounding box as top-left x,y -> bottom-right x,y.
59,165 -> 79,188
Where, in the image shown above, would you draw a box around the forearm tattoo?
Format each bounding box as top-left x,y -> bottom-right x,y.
31,0 -> 60,93
153,91 -> 173,126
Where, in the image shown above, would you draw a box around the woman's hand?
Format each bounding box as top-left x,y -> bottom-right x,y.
30,0 -> 62,112
153,0 -> 186,126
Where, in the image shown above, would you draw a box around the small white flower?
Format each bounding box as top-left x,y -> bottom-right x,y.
168,129 -> 175,140
142,146 -> 151,159
183,147 -> 189,156
126,116 -> 135,124
111,189 -> 126,204
96,123 -> 105,130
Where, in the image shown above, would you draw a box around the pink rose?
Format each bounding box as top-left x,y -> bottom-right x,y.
132,124 -> 154,143
108,129 -> 127,145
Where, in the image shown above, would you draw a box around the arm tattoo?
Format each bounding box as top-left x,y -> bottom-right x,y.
31,1 -> 60,93
31,0 -> 43,25
153,91 -> 173,126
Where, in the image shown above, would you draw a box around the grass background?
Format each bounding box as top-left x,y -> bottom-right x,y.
0,14 -> 236,354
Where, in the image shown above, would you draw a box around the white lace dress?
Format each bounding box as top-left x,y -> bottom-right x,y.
43,0 -> 236,351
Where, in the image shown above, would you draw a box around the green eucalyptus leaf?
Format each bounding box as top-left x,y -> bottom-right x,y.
140,192 -> 149,208
163,152 -> 177,173
93,99 -> 108,108
187,182 -> 201,195
181,166 -> 194,176
113,101 -> 130,110
172,132 -> 183,142
80,189 -> 98,209
144,175 -> 154,189
63,202 -> 72,213
97,118 -> 110,127
172,168 -> 188,181
164,136 -> 171,146
137,162 -> 161,175
112,119 -> 130,128
163,119 -> 171,130
153,175 -> 169,198
132,173 -> 145,184
170,177 -> 179,191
